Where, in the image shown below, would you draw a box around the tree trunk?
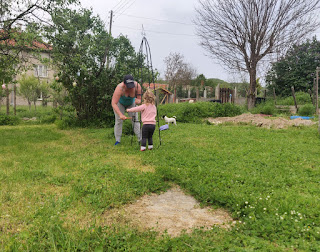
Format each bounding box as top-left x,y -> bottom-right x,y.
6,88 -> 9,115
247,68 -> 257,110
14,84 -> 16,115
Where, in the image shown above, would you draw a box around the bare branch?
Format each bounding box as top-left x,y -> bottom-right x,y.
194,0 -> 320,108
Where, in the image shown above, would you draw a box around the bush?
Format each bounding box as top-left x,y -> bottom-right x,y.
55,117 -> 77,129
277,92 -> 312,105
40,114 -> 57,124
122,119 -> 135,136
157,102 -> 243,123
251,101 -> 276,115
298,103 -> 315,116
0,114 -> 20,125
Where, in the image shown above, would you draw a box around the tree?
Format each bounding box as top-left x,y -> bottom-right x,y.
44,8 -> 144,124
195,0 -> 320,109
164,52 -> 197,102
19,75 -> 40,110
0,0 -> 77,114
266,37 -> 320,97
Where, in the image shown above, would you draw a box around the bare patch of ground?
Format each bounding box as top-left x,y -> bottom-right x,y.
207,113 -> 316,129
103,186 -> 233,237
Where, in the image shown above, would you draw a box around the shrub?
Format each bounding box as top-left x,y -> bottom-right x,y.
40,114 -> 57,124
277,92 -> 312,105
251,101 -> 276,115
298,103 -> 315,116
122,119 -> 135,135
55,117 -> 77,129
0,114 -> 20,125
157,102 -> 243,123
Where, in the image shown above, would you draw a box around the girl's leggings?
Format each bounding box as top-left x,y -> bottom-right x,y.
141,124 -> 155,147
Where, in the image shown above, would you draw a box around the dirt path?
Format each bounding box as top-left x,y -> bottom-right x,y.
103,186 -> 233,237
207,113 -> 316,129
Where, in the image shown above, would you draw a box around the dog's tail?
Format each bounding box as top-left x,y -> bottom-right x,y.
173,116 -> 176,118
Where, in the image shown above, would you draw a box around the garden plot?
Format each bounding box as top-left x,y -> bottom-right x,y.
207,113 -> 316,129
104,186 -> 233,237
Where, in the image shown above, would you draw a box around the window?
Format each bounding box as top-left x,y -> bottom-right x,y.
34,65 -> 48,77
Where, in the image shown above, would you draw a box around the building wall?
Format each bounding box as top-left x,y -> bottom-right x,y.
5,50 -> 56,106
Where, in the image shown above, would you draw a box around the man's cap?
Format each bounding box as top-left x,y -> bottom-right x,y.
124,75 -> 135,88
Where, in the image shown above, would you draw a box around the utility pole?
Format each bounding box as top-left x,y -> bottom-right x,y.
97,10 -> 113,77
106,10 -> 113,69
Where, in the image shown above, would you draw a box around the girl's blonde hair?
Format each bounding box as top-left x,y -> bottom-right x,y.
143,89 -> 156,105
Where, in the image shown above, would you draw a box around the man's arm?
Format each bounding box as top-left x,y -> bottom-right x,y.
135,83 -> 142,104
111,85 -> 126,120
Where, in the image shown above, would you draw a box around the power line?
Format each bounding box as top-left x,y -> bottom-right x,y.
113,0 -> 131,13
114,0 -> 137,20
114,0 -> 134,15
113,13 -> 194,26
112,0 -> 128,11
113,24 -> 197,37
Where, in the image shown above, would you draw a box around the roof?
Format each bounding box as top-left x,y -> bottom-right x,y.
0,30 -> 52,51
142,83 -> 169,90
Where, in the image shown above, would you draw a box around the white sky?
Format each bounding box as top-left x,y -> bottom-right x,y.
79,0 -> 240,82
80,0 -> 320,83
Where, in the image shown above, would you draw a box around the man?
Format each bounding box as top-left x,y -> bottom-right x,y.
111,74 -> 142,145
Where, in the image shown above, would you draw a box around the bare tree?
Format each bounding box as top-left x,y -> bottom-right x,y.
164,52 -> 197,102
194,0 -> 320,109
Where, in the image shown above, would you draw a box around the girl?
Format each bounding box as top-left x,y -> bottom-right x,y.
127,89 -> 157,151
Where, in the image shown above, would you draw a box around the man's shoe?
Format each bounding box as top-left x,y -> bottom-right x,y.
114,141 -> 120,145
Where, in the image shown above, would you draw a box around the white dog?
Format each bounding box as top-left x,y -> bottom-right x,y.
162,115 -> 177,125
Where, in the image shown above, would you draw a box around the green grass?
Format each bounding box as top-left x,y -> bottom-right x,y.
1,122 -> 320,251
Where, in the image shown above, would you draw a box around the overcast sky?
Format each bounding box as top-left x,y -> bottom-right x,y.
79,0 -> 241,82
80,0 -> 320,83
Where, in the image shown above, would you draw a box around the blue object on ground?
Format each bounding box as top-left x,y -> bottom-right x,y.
290,116 -> 314,120
160,124 -> 169,131
114,141 -> 120,145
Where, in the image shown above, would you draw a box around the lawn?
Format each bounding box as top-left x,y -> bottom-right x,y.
0,122 -> 320,251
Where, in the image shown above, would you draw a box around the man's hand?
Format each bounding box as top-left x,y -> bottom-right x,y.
120,114 -> 127,120
135,98 -> 141,104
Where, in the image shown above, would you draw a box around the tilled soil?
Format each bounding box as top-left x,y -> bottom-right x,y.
207,113 -> 316,129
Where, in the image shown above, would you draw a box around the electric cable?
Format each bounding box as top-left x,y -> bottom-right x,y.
117,13 -> 194,26
113,0 -> 132,14
112,0 -> 128,11
113,25 -> 197,37
114,0 -> 137,20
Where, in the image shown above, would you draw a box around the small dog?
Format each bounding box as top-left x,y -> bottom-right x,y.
162,115 -> 177,125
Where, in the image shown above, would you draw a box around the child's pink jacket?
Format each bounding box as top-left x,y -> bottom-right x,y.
127,104 -> 156,125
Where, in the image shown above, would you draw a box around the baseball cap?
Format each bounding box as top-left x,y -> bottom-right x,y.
123,75 -> 135,88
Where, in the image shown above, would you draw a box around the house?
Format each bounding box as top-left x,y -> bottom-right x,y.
0,32 -> 56,107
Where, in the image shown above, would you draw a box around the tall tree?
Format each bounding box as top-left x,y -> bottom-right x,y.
44,8 -> 143,123
266,37 -> 320,97
195,0 -> 320,109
